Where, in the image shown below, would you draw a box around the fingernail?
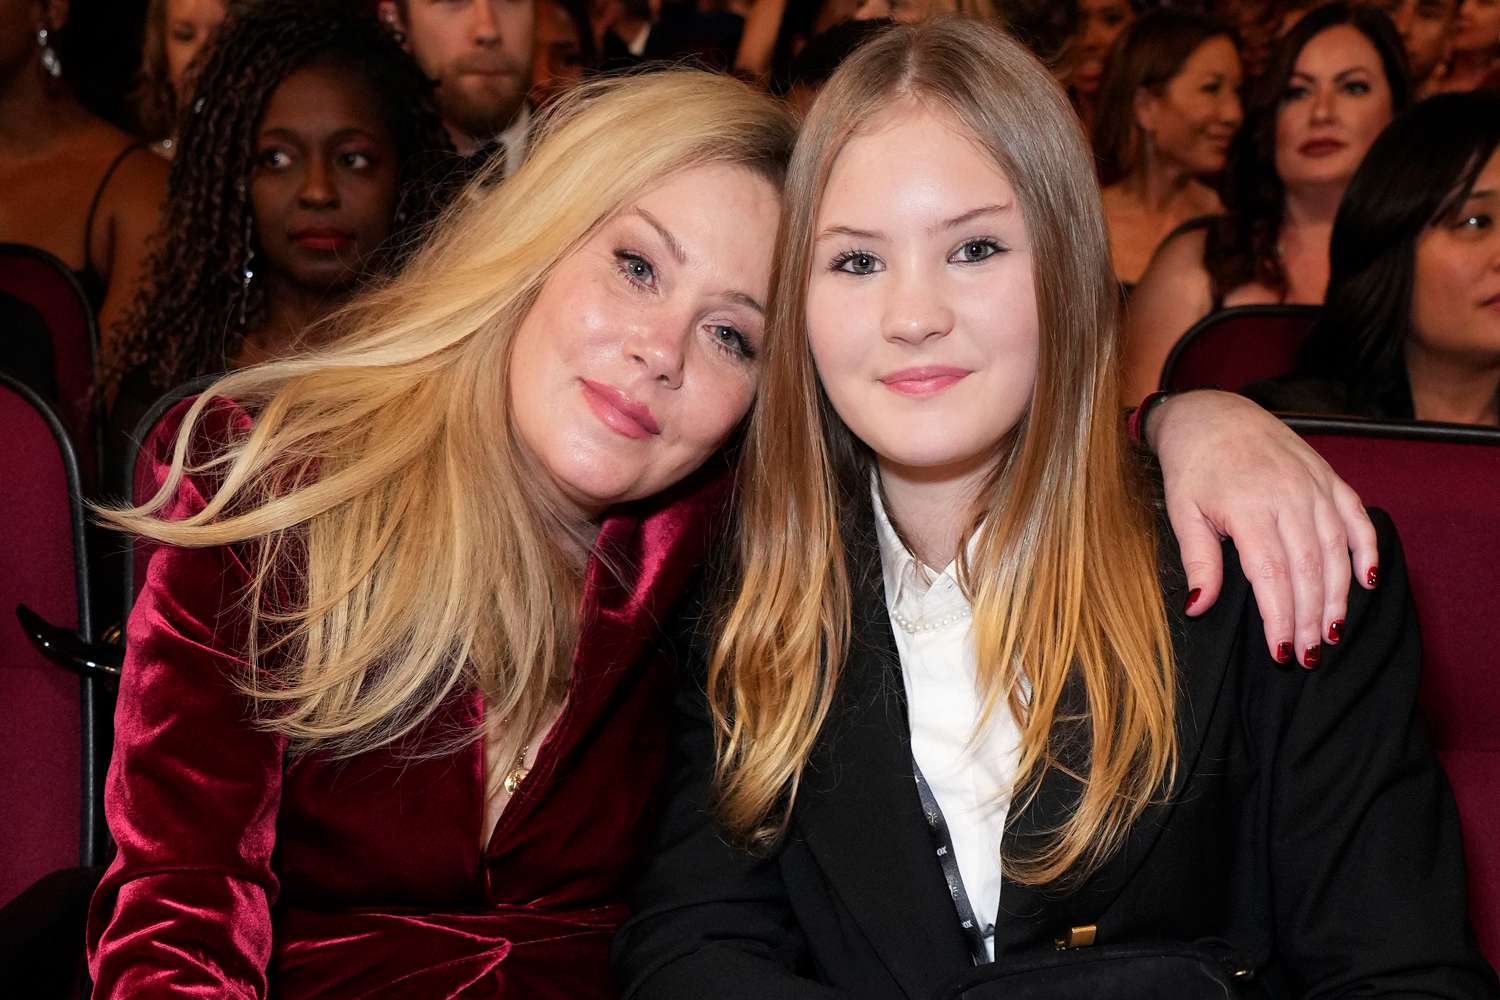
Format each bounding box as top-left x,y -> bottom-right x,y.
1275,641 -> 1293,664
1303,644 -> 1321,669
1184,587 -> 1201,613
1366,567 -> 1379,588
1327,619 -> 1344,644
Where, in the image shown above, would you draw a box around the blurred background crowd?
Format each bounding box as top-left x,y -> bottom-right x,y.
2,0 -> 1498,487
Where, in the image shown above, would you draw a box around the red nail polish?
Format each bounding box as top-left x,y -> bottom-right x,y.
1275,641 -> 1293,664
1327,619 -> 1344,644
1303,644 -> 1321,669
1184,588 -> 1201,613
1366,567 -> 1379,588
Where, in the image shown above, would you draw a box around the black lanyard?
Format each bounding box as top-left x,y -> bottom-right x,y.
912,756 -> 992,965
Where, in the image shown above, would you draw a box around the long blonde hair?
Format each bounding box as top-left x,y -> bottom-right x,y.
710,18 -> 1177,887
104,70 -> 794,758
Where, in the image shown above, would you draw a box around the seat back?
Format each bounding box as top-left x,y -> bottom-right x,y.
122,378 -> 218,615
1285,415 -> 1500,965
0,244 -> 100,472
1159,305 -> 1321,393
0,374 -> 92,907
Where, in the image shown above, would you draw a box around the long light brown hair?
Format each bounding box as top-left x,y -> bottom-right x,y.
102,70 -> 794,758
710,17 -> 1177,887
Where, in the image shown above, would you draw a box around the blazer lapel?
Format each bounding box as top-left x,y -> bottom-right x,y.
993,534 -> 1250,954
796,520 -> 974,998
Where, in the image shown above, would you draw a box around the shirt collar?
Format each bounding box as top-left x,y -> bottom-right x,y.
871,476 -> 974,627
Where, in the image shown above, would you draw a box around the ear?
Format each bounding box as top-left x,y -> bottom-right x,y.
39,0 -> 70,31
1132,85 -> 1159,135
377,1 -> 407,37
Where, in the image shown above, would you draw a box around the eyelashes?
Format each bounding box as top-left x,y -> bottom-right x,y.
826,237 -> 1009,274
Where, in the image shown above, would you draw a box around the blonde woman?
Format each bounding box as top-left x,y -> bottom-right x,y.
616,20 -> 1495,998
87,62 -> 1383,1000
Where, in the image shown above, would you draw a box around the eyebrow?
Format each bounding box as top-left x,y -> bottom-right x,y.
628,207 -> 764,314
632,208 -> 688,267
1289,66 -> 1374,82
815,203 -> 1013,244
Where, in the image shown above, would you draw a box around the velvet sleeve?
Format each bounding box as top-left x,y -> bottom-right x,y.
1264,509 -> 1498,996
86,402 -> 286,999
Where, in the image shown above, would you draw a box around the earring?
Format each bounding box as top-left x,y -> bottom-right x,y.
36,27 -> 61,79
238,212 -> 256,327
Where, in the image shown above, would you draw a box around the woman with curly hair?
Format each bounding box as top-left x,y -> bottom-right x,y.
1122,2 -> 1409,401
103,0 -> 458,462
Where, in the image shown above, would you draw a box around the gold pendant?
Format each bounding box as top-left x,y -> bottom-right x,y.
503,765 -> 530,796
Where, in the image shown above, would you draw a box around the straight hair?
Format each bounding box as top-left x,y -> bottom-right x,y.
710,17 -> 1177,887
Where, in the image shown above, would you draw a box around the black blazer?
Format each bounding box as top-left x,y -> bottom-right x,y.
614,503 -> 1498,999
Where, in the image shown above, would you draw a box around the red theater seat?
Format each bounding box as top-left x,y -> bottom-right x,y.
0,374 -> 93,907
1159,305 -> 1321,393
1285,415 -> 1500,966
0,244 -> 100,478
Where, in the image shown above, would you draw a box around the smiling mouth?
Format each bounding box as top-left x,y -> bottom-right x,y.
581,379 -> 661,439
879,366 -> 971,397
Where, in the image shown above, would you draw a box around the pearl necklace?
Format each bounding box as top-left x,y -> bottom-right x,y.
890,605 -> 973,635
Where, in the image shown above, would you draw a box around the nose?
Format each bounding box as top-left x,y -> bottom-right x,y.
298,156 -> 338,209
625,321 -> 687,389
1222,90 -> 1244,128
881,268 -> 955,347
1309,82 -> 1336,125
471,0 -> 499,45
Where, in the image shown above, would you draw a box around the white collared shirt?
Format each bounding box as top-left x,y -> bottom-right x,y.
496,103 -> 530,178
872,484 -> 1021,962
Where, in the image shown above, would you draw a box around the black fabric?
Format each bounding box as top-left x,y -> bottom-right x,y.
938,941 -> 1252,1000
1240,376 -> 1416,420
0,289 -> 57,400
0,865 -> 104,999
614,499 -> 1498,1000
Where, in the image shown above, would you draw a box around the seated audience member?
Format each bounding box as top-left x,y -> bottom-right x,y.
1378,0 -> 1460,93
613,20 -> 1498,998
734,0 -> 860,86
1124,2 -> 1409,402
132,0 -> 228,158
102,0 -> 457,466
0,0 -> 167,360
1428,0 -> 1500,92
1063,0 -> 1135,129
1094,9 -> 1243,285
379,0 -> 534,169
1247,91 -> 1500,425
531,0 -> 594,108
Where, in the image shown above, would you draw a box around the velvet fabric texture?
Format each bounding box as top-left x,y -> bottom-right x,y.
87,400 -> 730,998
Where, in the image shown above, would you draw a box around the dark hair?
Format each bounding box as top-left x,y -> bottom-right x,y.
130,0 -> 175,139
786,18 -> 892,92
1092,9 -> 1236,185
105,0 -> 458,399
1205,2 -> 1410,301
1300,90 -> 1500,414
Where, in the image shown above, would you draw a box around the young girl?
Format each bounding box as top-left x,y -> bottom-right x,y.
616,18 -> 1495,998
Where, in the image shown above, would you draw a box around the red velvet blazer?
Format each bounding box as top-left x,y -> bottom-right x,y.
86,401 -> 729,998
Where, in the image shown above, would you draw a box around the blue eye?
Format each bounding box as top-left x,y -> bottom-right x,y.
950,239 -> 1003,264
707,323 -> 756,361
615,251 -> 656,288
830,250 -> 882,275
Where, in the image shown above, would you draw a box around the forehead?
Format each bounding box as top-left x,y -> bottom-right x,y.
1293,24 -> 1382,75
819,105 -> 1015,221
1179,35 -> 1241,73
624,163 -> 781,275
167,0 -> 224,23
260,63 -> 390,136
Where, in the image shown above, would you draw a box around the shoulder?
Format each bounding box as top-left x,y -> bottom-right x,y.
138,395 -> 254,520
96,138 -> 168,215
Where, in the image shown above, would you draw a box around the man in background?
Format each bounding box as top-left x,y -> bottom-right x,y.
380,0 -> 535,173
